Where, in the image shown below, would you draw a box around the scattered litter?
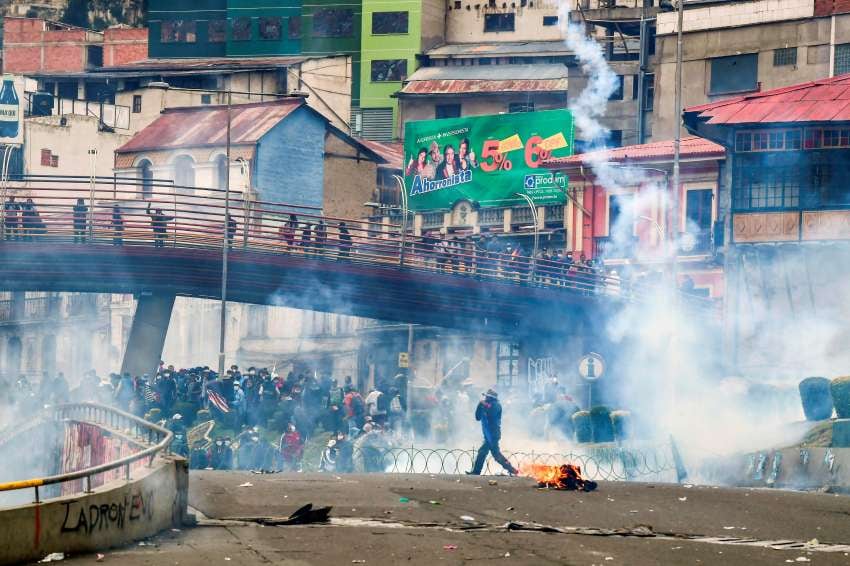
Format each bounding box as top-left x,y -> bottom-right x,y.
171,528 -> 181,532
238,482 -> 253,488
684,484 -> 693,489
245,503 -> 332,526
606,498 -> 615,502
504,552 -> 510,558
352,561 -> 366,564
399,497 -> 409,503
428,500 -> 441,505
605,558 -> 614,561
788,558 -> 811,563
137,542 -> 149,547
506,506 -> 515,511
96,554 -> 105,563
40,553 -> 64,563
629,510 -> 639,514
723,526 -> 736,530
460,515 -> 476,522
224,558 -> 231,562
488,480 -> 498,486
678,497 -> 687,502
806,539 -> 819,546
443,545 -> 457,551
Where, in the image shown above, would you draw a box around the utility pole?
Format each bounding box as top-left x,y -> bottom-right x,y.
636,0 -> 652,144
671,0 -> 684,279
218,85 -> 232,379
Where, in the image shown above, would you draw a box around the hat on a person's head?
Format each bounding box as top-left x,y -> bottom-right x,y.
484,388 -> 498,399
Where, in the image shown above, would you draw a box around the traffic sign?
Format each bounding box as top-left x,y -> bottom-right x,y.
578,352 -> 605,382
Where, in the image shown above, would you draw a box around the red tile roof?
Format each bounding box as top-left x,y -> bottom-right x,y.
544,136 -> 724,168
357,139 -> 403,171
684,74 -> 850,125
117,98 -> 305,153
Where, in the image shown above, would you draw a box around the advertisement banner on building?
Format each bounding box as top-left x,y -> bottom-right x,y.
403,109 -> 573,211
0,75 -> 24,144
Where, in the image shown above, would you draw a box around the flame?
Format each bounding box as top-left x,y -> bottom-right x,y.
519,463 -> 597,492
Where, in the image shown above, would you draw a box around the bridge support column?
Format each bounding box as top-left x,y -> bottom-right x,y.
121,293 -> 176,377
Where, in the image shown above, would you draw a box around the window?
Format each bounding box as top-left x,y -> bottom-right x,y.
40,149 -> 51,167
161,20 -> 196,43
496,342 -> 519,389
607,129 -> 623,147
484,13 -> 515,32
232,17 -> 251,41
610,75 -> 625,100
709,53 -> 758,95
836,43 -> 850,76
132,95 -> 142,113
732,154 -> 801,211
542,15 -> 558,26
288,16 -> 301,38
645,73 -> 655,110
773,47 -> 797,67
201,94 -> 212,104
608,193 -> 634,234
173,155 -> 195,188
259,16 -> 281,40
685,189 -> 713,252
436,104 -> 461,119
508,101 -> 534,113
313,9 -> 354,37
208,20 -> 226,42
370,59 -> 407,82
138,159 -> 153,199
215,154 -> 229,190
372,11 -> 408,34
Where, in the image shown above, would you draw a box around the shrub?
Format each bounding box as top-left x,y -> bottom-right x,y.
798,377 -> 833,421
572,411 -> 592,443
830,376 -> 850,419
590,405 -> 614,443
610,410 -> 631,441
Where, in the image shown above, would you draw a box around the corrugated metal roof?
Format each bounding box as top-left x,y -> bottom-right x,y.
406,64 -> 568,81
399,64 -> 568,96
102,56 -> 306,72
116,98 -> 305,153
544,136 -> 725,168
684,74 -> 850,125
426,41 -> 571,58
357,139 -> 403,171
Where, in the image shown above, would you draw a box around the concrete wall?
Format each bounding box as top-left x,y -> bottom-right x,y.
446,0 -> 562,44
0,457 -> 188,566
652,11 -> 850,141
322,132 -> 379,219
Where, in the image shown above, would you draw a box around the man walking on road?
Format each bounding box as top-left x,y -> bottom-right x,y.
468,388 -> 518,476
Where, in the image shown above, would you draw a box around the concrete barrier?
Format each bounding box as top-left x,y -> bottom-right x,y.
0,456 -> 188,565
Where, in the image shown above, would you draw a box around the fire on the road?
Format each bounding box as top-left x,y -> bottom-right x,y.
520,464 -> 599,492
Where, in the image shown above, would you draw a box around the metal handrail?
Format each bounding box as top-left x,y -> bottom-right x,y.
0,402 -> 173,495
0,181 -> 720,315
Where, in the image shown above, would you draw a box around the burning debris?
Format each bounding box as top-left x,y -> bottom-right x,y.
521,464 -> 598,492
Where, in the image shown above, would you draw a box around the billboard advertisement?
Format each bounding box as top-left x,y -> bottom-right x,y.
403,109 -> 573,212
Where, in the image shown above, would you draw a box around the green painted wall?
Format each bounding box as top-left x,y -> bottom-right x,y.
302,0 -> 363,105
148,0 -> 227,58
360,0 -> 421,129
227,0 -> 302,56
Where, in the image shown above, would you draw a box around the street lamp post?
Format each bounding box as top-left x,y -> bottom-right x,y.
514,192 -> 539,278
218,87 -> 232,378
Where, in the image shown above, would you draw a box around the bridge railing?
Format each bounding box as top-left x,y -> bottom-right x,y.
0,178 -> 718,314
0,402 -> 173,503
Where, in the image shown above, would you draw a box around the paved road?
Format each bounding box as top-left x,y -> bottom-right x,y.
54,472 -> 850,565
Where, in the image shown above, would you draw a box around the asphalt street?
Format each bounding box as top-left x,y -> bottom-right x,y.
51,471 -> 850,565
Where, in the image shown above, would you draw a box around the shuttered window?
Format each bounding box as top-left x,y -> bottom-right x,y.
361,108 -> 394,141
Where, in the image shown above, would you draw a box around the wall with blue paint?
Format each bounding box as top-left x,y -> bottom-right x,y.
255,106 -> 327,208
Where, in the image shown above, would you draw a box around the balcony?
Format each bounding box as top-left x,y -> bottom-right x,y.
421,212 -> 444,230
479,207 -> 505,227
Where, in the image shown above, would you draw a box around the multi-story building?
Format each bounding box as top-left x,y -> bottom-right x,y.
652,0 -> 850,142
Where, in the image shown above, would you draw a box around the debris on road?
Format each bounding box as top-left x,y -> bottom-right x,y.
95,554 -> 105,562
39,553 -> 64,563
678,497 -> 687,502
398,497 -> 409,503
351,560 -> 366,563
460,515 -> 476,522
238,482 -> 253,488
520,464 -> 598,491
443,545 -> 457,551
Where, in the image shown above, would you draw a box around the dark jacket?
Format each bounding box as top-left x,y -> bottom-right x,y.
475,398 -> 502,443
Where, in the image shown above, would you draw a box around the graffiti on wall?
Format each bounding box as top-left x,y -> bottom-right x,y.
60,490 -> 153,536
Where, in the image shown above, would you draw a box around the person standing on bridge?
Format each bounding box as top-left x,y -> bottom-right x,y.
73,198 -> 88,243
146,202 -> 174,248
111,203 -> 124,246
468,389 -> 519,476
226,213 -> 238,249
337,221 -> 352,259
3,196 -> 20,240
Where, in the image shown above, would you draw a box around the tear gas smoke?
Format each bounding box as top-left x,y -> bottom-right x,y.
554,1 -> 836,479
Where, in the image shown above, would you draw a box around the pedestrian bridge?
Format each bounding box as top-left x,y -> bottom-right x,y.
0,181 -> 712,374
